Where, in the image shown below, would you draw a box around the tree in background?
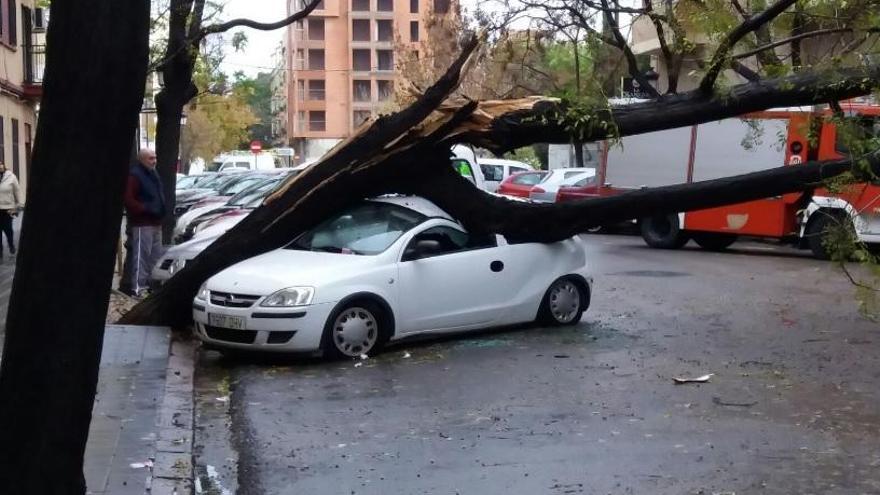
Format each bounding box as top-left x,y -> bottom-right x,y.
179,93 -> 257,173
233,71 -> 276,145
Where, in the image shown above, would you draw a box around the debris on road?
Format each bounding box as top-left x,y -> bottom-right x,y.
673,373 -> 713,384
359,353 -> 369,360
354,362 -> 363,368
215,396 -> 229,403
403,352 -> 411,359
129,460 -> 153,469
712,397 -> 758,407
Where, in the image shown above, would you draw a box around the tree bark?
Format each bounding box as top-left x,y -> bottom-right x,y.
0,0 -> 151,492
121,52 -> 880,327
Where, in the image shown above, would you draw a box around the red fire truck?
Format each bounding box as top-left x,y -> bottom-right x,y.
567,100 -> 880,259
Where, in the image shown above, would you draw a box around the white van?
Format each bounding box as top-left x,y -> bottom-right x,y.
451,144 -> 489,191
207,152 -> 281,172
477,158 -> 533,192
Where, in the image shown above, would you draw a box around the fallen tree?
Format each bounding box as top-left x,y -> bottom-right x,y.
121,35 -> 880,327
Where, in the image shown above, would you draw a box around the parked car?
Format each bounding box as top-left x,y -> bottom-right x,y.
477,158 -> 533,193
529,168 -> 596,203
174,171 -> 267,217
175,174 -> 291,243
497,170 -> 549,198
208,151 -> 282,172
555,174 -> 600,202
192,196 -> 593,358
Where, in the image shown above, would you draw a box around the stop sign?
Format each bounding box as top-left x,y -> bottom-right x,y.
250,140 -> 262,153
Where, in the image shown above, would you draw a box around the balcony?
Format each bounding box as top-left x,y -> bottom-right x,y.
23,43 -> 45,98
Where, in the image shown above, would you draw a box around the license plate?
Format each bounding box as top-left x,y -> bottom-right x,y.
208,313 -> 245,330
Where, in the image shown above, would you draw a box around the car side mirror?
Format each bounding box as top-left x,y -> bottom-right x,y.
403,238 -> 442,261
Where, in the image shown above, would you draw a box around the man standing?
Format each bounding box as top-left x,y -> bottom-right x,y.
120,149 -> 165,297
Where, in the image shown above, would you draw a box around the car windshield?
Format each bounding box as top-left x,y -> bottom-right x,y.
228,177 -> 284,207
188,174 -> 225,190
177,175 -> 200,189
206,161 -> 224,172
218,175 -> 266,196
287,202 -> 427,255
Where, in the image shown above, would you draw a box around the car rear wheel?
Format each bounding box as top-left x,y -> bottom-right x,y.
806,211 -> 855,260
322,301 -> 388,359
538,277 -> 587,326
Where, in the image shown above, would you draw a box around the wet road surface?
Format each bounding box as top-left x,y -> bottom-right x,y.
193,235 -> 880,494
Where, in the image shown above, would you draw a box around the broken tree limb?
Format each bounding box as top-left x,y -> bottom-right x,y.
121,42 -> 880,327
408,151 -> 877,244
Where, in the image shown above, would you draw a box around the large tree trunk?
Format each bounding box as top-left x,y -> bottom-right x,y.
121,54 -> 880,328
0,0 -> 151,492
155,0 -> 200,243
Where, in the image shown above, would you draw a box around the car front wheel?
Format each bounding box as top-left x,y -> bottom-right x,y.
538,278 -> 586,326
322,301 -> 388,359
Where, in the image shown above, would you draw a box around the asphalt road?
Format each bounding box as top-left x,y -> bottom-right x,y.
193,235 -> 880,495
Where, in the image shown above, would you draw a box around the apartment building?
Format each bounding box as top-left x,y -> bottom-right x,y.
0,1 -> 45,199
270,41 -> 289,145
285,0 -> 451,163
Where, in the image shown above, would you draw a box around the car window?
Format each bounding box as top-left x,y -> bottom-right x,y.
235,161 -> 250,168
835,116 -> 880,154
219,176 -> 264,196
511,172 -> 545,186
176,176 -> 199,189
480,164 -> 504,181
571,175 -> 597,187
402,226 -> 496,261
288,202 -> 427,255
452,159 -> 475,182
564,171 -> 584,179
509,166 -> 530,175
228,178 -> 281,206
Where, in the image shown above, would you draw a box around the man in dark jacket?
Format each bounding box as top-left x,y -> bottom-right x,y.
119,149 -> 166,297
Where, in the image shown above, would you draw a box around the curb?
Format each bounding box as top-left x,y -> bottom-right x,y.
148,338 -> 197,494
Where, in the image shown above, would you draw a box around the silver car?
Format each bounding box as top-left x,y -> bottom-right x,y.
528,168 -> 596,203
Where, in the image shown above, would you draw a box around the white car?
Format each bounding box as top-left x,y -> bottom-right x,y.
153,210 -> 250,284
193,196 -> 593,358
477,158 -> 533,193
529,167 -> 596,203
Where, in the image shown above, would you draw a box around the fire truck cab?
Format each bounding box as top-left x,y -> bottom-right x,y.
584,101 -> 880,259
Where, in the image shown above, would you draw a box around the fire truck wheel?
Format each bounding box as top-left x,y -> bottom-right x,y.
692,232 -> 738,251
640,214 -> 689,249
806,212 -> 853,260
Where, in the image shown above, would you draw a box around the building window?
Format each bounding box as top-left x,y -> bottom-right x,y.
0,117 -> 5,164
307,49 -> 325,70
10,118 -> 18,177
353,49 -> 371,71
308,18 -> 325,41
295,49 -> 305,70
353,80 -> 371,102
352,0 -> 370,10
299,0 -> 324,9
410,21 -> 419,42
410,0 -> 419,13
352,19 -> 370,41
377,80 -> 392,101
297,80 -> 305,101
1,0 -> 17,46
433,0 -> 449,13
294,19 -> 305,40
308,80 -> 325,100
309,111 -> 326,132
376,50 -> 393,71
377,0 -> 393,10
353,110 -> 371,128
376,20 -> 392,42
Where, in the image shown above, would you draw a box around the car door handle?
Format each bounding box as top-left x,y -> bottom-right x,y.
490,260 -> 504,272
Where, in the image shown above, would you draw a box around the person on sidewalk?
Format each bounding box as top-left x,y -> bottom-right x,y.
0,162 -> 23,259
120,149 -> 166,297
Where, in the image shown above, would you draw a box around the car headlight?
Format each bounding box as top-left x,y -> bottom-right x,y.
260,287 -> 314,307
196,282 -> 209,301
168,258 -> 187,275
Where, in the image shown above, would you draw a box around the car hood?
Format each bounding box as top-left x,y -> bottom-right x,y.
165,235 -> 217,260
208,249 -> 381,295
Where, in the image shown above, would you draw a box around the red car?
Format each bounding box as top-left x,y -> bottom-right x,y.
497,170 -> 548,198
556,175 -> 599,202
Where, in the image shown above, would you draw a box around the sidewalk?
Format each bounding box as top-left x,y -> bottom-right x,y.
0,216 -> 195,494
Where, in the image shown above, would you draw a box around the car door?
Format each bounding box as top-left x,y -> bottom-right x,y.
397,225 -> 509,333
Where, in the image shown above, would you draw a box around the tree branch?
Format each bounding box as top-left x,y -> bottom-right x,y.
600,0 -> 661,98
699,0 -> 798,94
198,0 -> 322,41
733,28 -> 871,60
414,151 -> 879,243
460,63 -> 880,152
